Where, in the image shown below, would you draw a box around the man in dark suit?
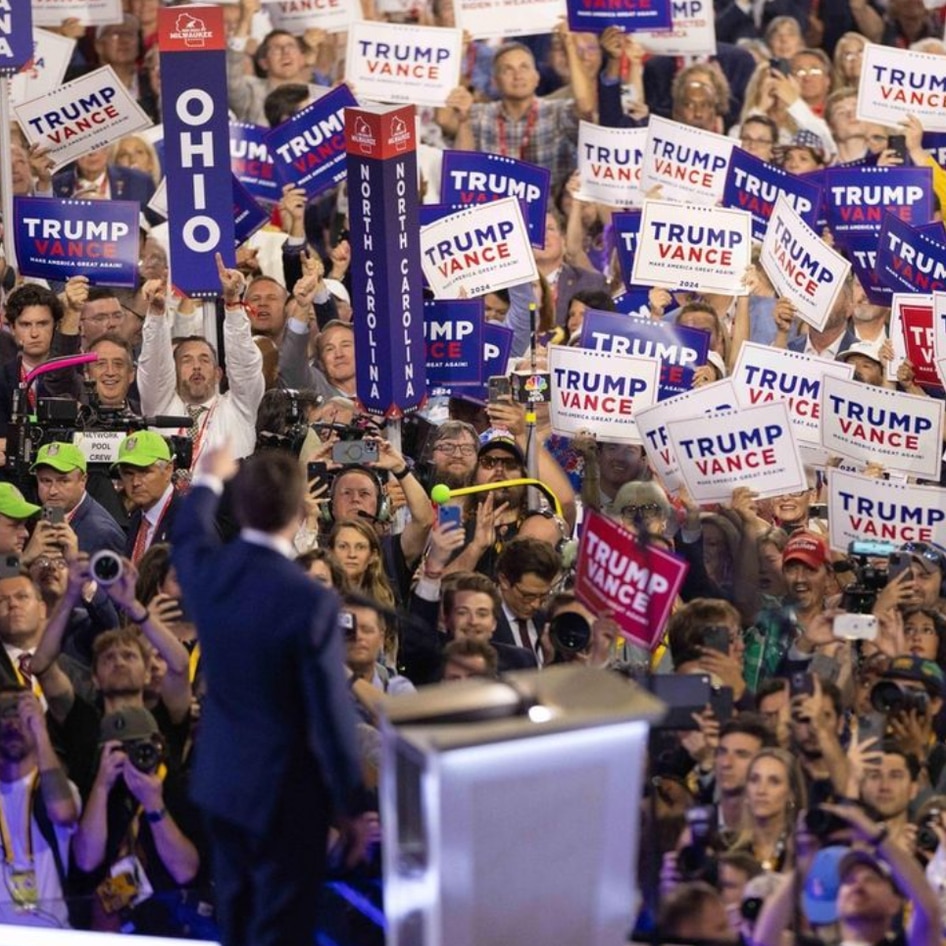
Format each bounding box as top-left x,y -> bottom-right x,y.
172,442 -> 363,946
114,432 -> 181,564
31,442 -> 126,554
52,148 -> 155,216
535,211 -> 607,328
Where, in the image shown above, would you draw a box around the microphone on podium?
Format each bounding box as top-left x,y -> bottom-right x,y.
430,479 -> 564,519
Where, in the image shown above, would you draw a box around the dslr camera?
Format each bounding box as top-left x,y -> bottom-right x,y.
870,680 -> 929,715
122,736 -> 166,775
548,611 -> 591,660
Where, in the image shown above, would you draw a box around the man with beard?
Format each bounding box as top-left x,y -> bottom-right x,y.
425,421 -> 479,491
0,686 -> 79,926
137,257 -> 265,463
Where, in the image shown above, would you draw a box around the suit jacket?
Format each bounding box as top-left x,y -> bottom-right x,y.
171,485 -> 362,834
52,165 -> 156,214
124,490 -> 182,559
787,324 -> 857,356
554,263 -> 608,327
70,492 -> 127,556
492,609 -> 542,671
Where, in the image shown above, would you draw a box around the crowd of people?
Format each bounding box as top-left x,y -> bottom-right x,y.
1,0 -> 946,943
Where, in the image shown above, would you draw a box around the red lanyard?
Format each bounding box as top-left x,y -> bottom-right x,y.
497,100 -> 538,160
17,366 -> 35,411
132,489 -> 174,563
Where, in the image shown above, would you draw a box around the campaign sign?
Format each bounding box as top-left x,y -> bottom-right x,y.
420,197 -> 537,298
345,21 -> 463,108
731,342 -> 854,448
640,115 -> 734,205
263,0 -> 357,33
574,510 -> 687,651
0,0 -> 31,76
566,0 -> 672,33
846,233 -> 892,307
158,7 -> 234,298
898,297 -> 943,390
424,299 -> 483,391
31,0 -> 120,26
635,379 -> 739,494
13,196 -> 138,287
612,211 -> 644,289
439,151 -> 550,248
934,291 -> 946,362
464,322 -> 514,403
9,27 -> 72,105
828,469 -> 946,552
922,131 -> 946,167
876,212 -> 946,295
265,84 -> 357,201
722,147 -> 821,243
612,288 -> 651,316
455,0 -> 565,39
633,200 -> 751,295
886,293 -> 921,385
230,122 -> 280,204
820,374 -> 944,479
345,104 -> 426,417
232,175 -> 269,245
549,344 -> 660,443
579,309 -> 710,400
577,122 -> 646,207
15,65 -> 151,170
667,400 -> 807,504
633,0 -> 716,56
825,166 -> 933,247
760,195 -> 851,332
857,43 -> 946,133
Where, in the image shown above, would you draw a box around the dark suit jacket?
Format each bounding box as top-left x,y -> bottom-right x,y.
492,610 -> 542,671
555,263 -> 608,327
124,490 -> 182,559
52,164 -> 156,215
171,485 -> 362,834
787,324 -> 857,355
70,492 -> 126,556
715,0 -> 807,45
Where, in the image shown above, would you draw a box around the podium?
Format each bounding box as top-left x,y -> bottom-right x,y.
379,665 -> 666,946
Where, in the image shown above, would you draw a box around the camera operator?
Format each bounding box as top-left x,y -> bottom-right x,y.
539,594 -> 628,669
870,657 -> 946,790
30,556 -> 191,799
71,706 -> 201,934
874,542 -> 946,616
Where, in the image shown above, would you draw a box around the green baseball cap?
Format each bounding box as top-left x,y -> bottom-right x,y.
0,483 -> 41,520
113,431 -> 172,469
30,441 -> 87,474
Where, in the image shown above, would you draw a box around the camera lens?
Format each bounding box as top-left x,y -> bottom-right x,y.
549,612 -> 591,654
90,550 -> 123,586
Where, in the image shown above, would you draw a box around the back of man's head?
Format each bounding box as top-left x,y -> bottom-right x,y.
233,451 -> 304,533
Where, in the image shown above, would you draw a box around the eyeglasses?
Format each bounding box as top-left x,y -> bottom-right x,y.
793,67 -> 825,78
435,442 -> 477,457
511,584 -> 549,603
620,503 -> 664,521
30,557 -> 66,570
479,455 -> 521,472
81,311 -> 124,324
905,623 -> 938,637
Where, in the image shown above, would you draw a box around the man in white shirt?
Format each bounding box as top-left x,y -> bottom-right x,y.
0,686 -> 79,927
137,256 -> 265,462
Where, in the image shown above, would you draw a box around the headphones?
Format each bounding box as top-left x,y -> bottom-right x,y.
519,508 -> 578,569
321,464 -> 391,525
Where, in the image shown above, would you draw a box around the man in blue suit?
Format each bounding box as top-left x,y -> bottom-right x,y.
52,147 -> 155,216
31,441 -> 126,554
172,440 -> 363,946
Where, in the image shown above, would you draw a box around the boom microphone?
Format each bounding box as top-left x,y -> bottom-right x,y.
430,479 -> 564,518
144,415 -> 196,428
